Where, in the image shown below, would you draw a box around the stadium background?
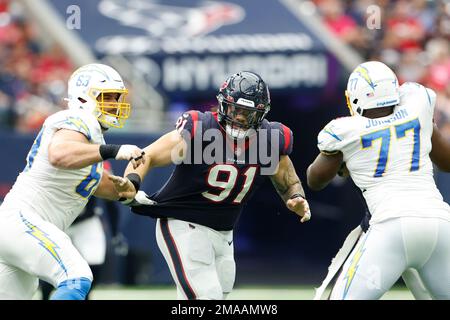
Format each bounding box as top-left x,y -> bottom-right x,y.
0,0 -> 449,299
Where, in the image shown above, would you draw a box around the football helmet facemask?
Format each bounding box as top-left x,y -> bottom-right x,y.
66,63 -> 130,129
217,71 -> 271,139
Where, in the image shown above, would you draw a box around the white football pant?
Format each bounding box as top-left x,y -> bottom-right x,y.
156,218 -> 235,300
330,217 -> 450,300
0,208 -> 93,299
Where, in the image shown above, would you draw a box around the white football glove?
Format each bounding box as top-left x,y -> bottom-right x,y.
115,145 -> 146,169
120,190 -> 156,207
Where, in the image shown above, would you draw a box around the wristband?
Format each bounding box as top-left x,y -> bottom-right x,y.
99,144 -> 121,160
126,173 -> 141,191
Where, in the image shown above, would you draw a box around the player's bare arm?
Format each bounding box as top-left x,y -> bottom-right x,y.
271,155 -> 302,201
93,171 -> 137,201
270,155 -> 311,223
48,129 -> 145,170
307,151 -> 343,191
430,123 -> 450,172
124,129 -> 186,181
48,129 -> 107,169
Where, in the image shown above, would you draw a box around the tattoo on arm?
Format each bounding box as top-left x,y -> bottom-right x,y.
270,158 -> 305,203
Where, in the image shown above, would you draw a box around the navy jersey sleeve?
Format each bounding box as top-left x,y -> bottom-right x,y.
175,110 -> 200,141
269,122 -> 294,156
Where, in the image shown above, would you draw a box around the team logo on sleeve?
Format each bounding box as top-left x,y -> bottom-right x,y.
322,125 -> 342,142
65,117 -> 92,140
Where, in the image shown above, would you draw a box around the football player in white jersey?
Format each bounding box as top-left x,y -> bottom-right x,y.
307,61 -> 450,300
0,63 -> 144,300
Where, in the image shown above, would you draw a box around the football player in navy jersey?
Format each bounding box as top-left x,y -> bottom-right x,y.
115,71 -> 311,300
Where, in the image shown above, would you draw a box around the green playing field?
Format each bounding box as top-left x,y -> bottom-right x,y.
36,285 -> 413,300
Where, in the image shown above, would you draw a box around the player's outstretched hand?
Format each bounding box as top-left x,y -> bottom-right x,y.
115,145 -> 146,169
120,190 -> 157,207
286,197 -> 311,223
109,174 -> 137,199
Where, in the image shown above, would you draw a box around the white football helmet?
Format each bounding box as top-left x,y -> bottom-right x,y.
67,63 -> 130,128
345,61 -> 400,116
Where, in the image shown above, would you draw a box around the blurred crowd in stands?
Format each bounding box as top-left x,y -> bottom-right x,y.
0,0 -> 72,133
316,0 -> 450,134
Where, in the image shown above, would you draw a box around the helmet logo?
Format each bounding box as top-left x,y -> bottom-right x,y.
236,98 -> 254,107
217,71 -> 270,132
220,81 -> 229,90
355,66 -> 376,90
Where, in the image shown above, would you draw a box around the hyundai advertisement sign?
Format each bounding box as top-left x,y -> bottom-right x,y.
50,0 -> 334,94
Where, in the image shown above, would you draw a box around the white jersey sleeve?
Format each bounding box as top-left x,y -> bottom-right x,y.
45,109 -> 100,142
1,109 -> 105,231
317,116 -> 360,156
399,82 -> 436,117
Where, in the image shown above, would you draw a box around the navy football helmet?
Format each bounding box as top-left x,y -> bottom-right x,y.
216,71 -> 271,139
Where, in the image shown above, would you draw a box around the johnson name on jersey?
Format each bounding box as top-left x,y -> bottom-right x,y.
1,109 -> 105,230
317,82 -> 450,224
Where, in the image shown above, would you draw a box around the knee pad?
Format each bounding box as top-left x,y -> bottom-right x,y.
194,258 -> 235,300
217,258 -> 236,294
51,277 -> 92,300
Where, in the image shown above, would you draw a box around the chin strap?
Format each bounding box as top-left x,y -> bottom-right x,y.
225,124 -> 249,140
